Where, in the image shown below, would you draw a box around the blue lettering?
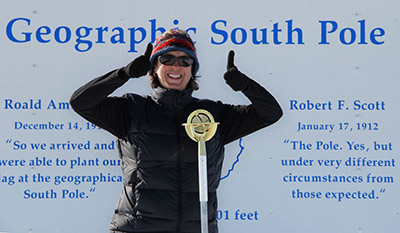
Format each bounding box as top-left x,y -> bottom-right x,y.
149,19 -> 165,43
319,20 -> 338,44
76,26 -> 93,52
6,17 -> 32,43
272,23 -> 282,44
250,28 -> 268,45
5,99 -> 13,109
231,27 -> 247,45
211,20 -> 228,45
370,28 -> 385,45
128,27 -> 146,52
358,19 -> 367,44
286,19 -> 304,44
340,28 -> 356,45
111,27 -> 125,44
54,26 -> 71,43
186,27 -> 197,38
95,27 -> 108,43
319,20 -> 385,45
36,26 -> 51,43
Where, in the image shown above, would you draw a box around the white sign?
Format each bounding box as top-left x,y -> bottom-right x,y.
1,1 -> 399,233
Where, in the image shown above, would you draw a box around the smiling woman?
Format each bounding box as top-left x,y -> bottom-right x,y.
153,50 -> 193,91
147,29 -> 200,90
69,28 -> 283,233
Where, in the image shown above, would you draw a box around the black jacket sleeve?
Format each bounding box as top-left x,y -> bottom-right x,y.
219,77 -> 283,145
69,69 -> 132,138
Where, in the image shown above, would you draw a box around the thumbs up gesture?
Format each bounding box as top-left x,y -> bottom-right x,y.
223,50 -> 249,91
124,43 -> 153,78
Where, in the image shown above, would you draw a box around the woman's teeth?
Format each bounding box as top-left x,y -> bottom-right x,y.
168,74 -> 181,79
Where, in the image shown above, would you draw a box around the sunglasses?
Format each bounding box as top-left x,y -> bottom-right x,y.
158,54 -> 194,67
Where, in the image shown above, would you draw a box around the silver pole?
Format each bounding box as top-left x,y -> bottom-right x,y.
198,136 -> 208,233
183,109 -> 219,233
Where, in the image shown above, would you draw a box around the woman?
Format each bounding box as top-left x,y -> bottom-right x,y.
70,29 -> 283,233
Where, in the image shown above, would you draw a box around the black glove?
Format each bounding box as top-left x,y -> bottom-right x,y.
124,43 -> 153,78
223,50 -> 249,91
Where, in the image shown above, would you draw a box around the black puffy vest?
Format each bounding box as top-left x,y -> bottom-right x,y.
110,88 -> 224,233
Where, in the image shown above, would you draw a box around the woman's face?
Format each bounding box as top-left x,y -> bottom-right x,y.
153,50 -> 193,91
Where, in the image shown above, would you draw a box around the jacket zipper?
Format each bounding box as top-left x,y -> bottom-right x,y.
175,119 -> 183,232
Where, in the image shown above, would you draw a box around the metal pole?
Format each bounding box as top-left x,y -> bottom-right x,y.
198,136 -> 208,233
183,109 -> 219,233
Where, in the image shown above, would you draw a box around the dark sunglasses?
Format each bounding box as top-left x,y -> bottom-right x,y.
159,54 -> 194,67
